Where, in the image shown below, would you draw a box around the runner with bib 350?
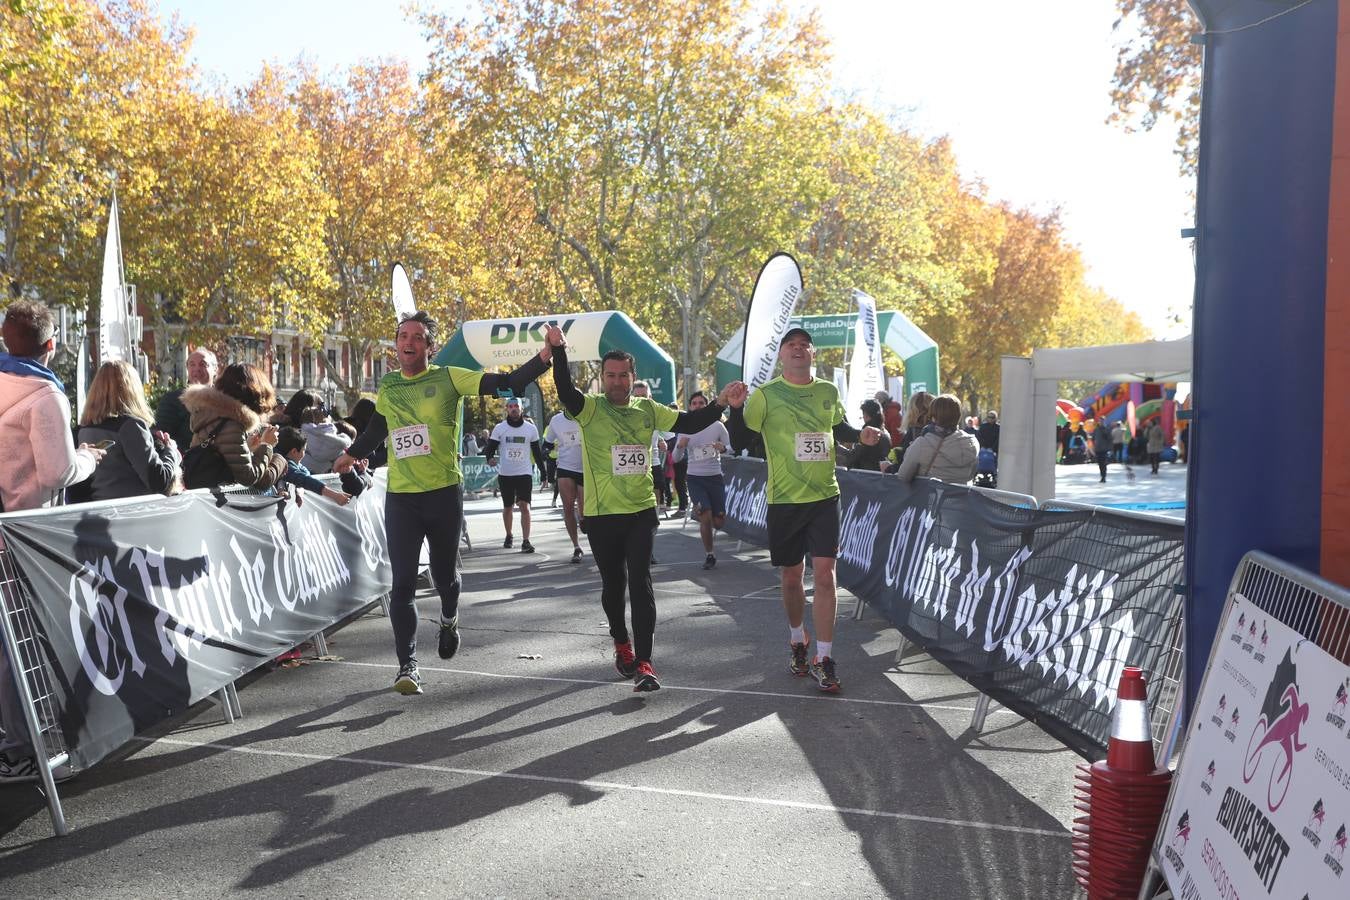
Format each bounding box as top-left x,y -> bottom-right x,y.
335,312 -> 555,696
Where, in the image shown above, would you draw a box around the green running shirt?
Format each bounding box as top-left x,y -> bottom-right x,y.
742,377 -> 846,504
573,394 -> 678,516
375,365 -> 483,493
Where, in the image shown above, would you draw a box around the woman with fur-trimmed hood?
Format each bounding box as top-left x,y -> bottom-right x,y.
181,363 -> 287,490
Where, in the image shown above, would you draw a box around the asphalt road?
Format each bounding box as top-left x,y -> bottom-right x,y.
1,491 -> 1082,898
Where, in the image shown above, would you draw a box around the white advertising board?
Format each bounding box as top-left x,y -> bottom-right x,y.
1158,592 -> 1350,899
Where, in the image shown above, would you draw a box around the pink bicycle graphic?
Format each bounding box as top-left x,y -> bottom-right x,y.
1243,683 -> 1310,812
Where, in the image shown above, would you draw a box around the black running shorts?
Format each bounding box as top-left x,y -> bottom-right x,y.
498,474 -> 533,506
766,496 -> 840,567
556,467 -> 584,487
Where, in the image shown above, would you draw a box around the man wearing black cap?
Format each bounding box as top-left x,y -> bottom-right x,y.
726,327 -> 882,693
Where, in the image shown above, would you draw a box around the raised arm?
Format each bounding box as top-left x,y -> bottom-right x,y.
833,421 -> 862,443
671,380 -> 745,433
478,338 -> 553,397
551,341 -> 585,417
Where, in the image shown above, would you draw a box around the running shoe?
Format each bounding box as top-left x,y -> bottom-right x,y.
0,752 -> 38,782
702,554 -> 716,570
788,639 -> 810,677
632,661 -> 661,692
521,539 -> 534,554
437,616 -> 461,660
394,663 -> 423,695
571,546 -> 583,564
614,640 -> 638,678
809,656 -> 840,693
0,753 -> 74,784
503,534 -> 514,549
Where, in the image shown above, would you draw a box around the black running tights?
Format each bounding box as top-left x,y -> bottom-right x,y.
386,484 -> 463,667
586,508 -> 659,662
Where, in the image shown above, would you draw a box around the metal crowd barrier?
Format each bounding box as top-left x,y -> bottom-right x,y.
0,483 -> 394,837
850,479 -> 1187,758
0,536 -> 72,834
1039,497 -> 1187,756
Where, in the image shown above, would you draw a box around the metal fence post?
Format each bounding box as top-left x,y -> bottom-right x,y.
0,539 -> 70,836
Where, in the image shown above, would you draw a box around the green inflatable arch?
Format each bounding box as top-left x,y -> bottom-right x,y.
434,310 -> 678,404
715,311 -> 939,399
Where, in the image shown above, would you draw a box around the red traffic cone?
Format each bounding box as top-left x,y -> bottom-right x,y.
1105,666 -> 1155,774
1075,666 -> 1172,899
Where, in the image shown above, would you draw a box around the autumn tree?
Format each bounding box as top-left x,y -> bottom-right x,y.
1110,0 -> 1202,176
642,5 -> 834,399
0,0 -> 193,306
294,61 -> 441,407
419,0 -> 836,397
125,66 -> 333,374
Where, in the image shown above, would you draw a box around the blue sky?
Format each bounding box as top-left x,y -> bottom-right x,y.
160,0 -> 1195,338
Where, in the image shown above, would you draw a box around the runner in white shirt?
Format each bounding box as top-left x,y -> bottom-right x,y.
672,391 -> 732,569
484,398 -> 545,553
545,410 -> 586,563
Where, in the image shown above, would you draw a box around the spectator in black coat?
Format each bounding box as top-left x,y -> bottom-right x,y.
976,410 -> 1000,452
78,360 -> 181,500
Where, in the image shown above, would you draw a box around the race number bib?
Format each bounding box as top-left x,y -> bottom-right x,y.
505,444 -> 527,462
391,424 -> 431,459
794,431 -> 830,462
691,444 -> 719,462
559,431 -> 580,448
611,444 -> 649,476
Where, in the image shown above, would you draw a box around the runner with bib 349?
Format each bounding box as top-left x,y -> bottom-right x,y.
335,312 -> 556,696
727,326 -> 882,693
548,331 -> 745,692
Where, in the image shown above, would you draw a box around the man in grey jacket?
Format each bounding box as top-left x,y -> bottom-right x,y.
0,300 -> 105,783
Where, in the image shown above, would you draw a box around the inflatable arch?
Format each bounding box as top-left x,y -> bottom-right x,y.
433,311 -> 678,404
714,311 -> 939,398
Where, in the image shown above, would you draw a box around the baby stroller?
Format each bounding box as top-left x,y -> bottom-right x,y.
974,448 -> 998,488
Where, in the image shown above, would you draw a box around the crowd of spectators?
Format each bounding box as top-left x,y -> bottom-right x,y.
0,299 -> 393,783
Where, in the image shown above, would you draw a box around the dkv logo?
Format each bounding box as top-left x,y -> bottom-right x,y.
488,318 -> 576,344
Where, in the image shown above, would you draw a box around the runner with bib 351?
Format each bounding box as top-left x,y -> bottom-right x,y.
727,326 -> 882,693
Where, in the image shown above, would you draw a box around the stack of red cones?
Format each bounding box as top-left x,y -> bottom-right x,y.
1071,666 -> 1173,899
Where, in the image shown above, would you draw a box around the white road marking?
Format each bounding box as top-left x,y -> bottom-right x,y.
326,659 -> 1018,715
138,736 -> 1066,838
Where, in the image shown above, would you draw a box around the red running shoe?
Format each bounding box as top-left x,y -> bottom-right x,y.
614,641 -> 638,678
633,661 -> 661,692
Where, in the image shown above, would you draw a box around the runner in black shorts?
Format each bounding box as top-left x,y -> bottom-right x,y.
545,408 -> 586,563
484,397 -> 546,552
727,327 -> 881,693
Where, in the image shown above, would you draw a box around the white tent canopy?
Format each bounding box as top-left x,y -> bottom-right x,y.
999,336 -> 1192,500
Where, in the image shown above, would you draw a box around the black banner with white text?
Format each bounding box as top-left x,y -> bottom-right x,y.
721,458 -> 1184,759
0,476 -> 392,770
